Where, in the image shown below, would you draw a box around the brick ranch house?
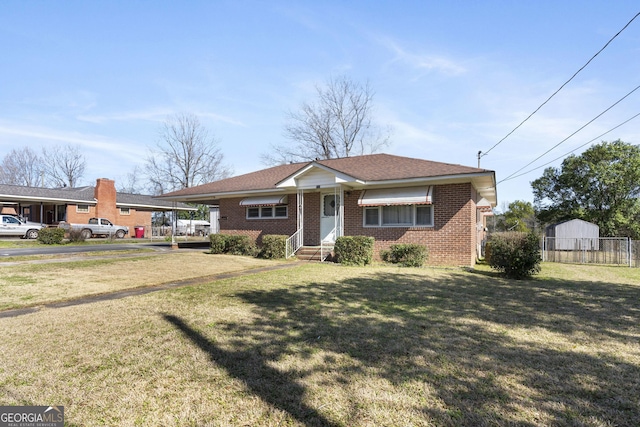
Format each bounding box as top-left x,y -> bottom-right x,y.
0,178 -> 192,238
161,154 -> 497,266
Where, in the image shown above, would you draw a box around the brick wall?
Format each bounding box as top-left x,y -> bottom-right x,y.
219,195 -> 298,244
343,184 -> 476,266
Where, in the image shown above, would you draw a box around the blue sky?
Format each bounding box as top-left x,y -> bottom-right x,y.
1,1 -> 639,209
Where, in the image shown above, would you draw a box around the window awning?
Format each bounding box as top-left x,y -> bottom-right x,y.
239,195 -> 288,207
358,186 -> 433,206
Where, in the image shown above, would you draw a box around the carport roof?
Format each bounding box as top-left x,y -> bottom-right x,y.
0,183 -> 194,211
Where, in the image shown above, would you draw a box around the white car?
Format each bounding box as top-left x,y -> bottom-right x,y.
0,215 -> 45,239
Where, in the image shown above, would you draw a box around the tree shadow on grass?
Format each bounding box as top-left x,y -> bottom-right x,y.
162,314 -> 341,427
164,268 -> 640,426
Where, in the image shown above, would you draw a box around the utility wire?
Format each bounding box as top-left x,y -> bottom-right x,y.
482,11 -> 640,158
497,83 -> 640,184
499,111 -> 640,182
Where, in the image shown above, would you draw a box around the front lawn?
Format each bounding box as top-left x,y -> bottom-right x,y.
0,261 -> 639,426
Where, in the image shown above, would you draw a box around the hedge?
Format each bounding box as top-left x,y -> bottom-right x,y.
486,232 -> 541,279
259,235 -> 287,259
333,236 -> 374,266
381,243 -> 428,267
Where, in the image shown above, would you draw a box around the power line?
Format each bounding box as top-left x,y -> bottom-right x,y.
498,111 -> 640,182
497,83 -> 640,184
481,11 -> 640,159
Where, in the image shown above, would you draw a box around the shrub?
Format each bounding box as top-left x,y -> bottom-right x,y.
225,235 -> 258,256
381,243 -> 428,267
486,232 -> 541,279
259,235 -> 287,259
210,234 -> 258,256
210,234 -> 228,254
37,227 -> 65,245
334,236 -> 374,266
67,228 -> 87,243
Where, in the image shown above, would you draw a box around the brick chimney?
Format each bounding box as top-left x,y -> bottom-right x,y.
94,178 -> 117,220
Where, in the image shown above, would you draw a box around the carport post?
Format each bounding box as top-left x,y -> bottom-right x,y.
171,202 -> 177,249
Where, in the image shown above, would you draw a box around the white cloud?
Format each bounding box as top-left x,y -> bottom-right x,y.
376,36 -> 467,76
0,123 -> 142,160
78,108 -> 245,127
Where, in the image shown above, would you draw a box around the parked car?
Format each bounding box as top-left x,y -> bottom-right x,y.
59,217 -> 129,239
0,214 -> 45,239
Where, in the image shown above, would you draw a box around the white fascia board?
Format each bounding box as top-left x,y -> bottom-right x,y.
159,188 -> 288,203
0,194 -> 97,204
116,202 -> 197,211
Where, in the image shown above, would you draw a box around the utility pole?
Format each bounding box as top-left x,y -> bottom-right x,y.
477,151 -> 482,168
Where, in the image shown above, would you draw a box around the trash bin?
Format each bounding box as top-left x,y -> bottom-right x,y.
134,226 -> 144,238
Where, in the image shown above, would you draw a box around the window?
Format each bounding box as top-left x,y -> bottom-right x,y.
364,208 -> 379,226
363,204 -> 433,227
119,208 -> 130,215
382,205 -> 412,226
76,204 -> 89,213
246,205 -> 288,219
323,195 -> 337,216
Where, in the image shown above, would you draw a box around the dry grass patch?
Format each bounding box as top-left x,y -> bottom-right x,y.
0,263 -> 639,426
0,252 -> 284,310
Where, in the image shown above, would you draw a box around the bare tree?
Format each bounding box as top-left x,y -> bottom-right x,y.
146,113 -> 233,194
118,165 -> 144,194
41,144 -> 86,187
0,147 -> 45,186
264,75 -> 391,164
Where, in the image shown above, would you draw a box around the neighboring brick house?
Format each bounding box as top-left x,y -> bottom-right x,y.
160,154 -> 497,266
0,178 -> 191,238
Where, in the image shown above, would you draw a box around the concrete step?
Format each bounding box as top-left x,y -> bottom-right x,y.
296,245 -> 334,262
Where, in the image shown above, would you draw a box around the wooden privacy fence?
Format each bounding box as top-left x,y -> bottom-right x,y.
542,237 -> 640,267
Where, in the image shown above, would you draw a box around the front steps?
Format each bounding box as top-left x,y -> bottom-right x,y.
295,245 -> 334,262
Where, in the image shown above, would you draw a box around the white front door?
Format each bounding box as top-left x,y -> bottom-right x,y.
320,193 -> 337,243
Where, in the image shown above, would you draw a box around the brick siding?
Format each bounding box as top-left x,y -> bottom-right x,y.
344,184 -> 475,266
218,183 -> 479,266
219,196 -> 298,244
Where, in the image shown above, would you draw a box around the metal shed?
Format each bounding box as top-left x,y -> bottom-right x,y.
545,219 -> 600,250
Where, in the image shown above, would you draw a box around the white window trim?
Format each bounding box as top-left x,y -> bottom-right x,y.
119,207 -> 131,215
76,204 -> 90,213
246,205 -> 288,219
363,204 -> 434,228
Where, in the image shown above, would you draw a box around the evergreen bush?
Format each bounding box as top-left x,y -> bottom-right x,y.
381,243 -> 428,267
37,227 -> 65,245
225,235 -> 258,256
209,234 -> 228,254
334,236 -> 374,266
486,232 -> 541,279
259,235 -> 287,259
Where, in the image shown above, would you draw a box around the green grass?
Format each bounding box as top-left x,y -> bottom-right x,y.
0,260 -> 639,426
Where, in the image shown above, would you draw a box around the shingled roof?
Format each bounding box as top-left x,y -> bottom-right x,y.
0,184 -> 96,204
161,153 -> 496,204
0,183 -> 191,211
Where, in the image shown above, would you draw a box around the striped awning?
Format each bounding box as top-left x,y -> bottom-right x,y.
239,195 -> 288,207
358,186 -> 433,206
